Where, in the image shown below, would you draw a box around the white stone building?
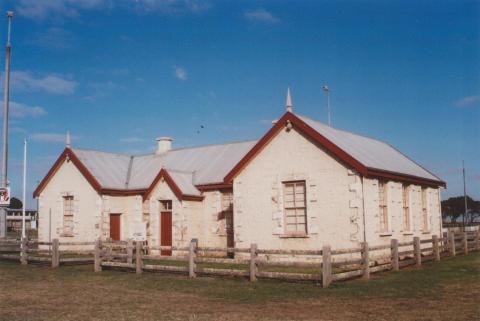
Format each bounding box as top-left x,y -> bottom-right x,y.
33,94 -> 445,254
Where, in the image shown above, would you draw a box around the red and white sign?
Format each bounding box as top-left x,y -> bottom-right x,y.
0,187 -> 10,206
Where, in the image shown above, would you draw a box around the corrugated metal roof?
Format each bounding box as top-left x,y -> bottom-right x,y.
71,140 -> 256,194
70,112 -> 441,195
297,114 -> 441,182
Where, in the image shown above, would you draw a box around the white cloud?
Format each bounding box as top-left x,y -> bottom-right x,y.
30,27 -> 75,50
173,66 -> 188,81
120,137 -> 143,143
16,0 -> 109,20
4,71 -> 77,95
16,0 -> 209,20
133,0 -> 210,14
455,95 -> 480,107
244,8 -> 279,24
30,133 -> 76,143
9,102 -> 47,118
84,80 -> 122,101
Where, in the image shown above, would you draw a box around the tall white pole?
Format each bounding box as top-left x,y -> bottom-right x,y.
0,12 -> 13,238
21,138 -> 26,239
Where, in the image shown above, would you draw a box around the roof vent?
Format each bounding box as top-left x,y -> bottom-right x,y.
156,137 -> 172,154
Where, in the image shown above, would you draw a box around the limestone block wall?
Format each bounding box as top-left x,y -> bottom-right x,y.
233,126 -> 360,251
37,159 -> 102,244
363,178 -> 443,260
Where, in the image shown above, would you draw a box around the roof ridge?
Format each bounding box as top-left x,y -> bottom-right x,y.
73,147 -> 134,157
296,113 -> 392,146
167,139 -> 257,153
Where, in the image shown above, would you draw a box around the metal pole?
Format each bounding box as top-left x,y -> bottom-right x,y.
21,139 -> 26,239
0,11 -> 13,238
327,90 -> 331,126
322,85 -> 332,126
462,160 -> 468,230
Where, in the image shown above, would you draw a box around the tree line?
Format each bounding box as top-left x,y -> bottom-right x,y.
441,195 -> 480,224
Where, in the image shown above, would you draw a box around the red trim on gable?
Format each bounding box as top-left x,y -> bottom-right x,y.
224,111 -> 445,188
224,112 -> 368,183
101,188 -> 146,196
143,168 -> 203,202
196,182 -> 233,191
33,148 -> 103,198
366,168 -> 446,188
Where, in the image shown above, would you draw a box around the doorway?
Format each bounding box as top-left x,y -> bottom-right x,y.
109,214 -> 121,241
159,200 -> 172,256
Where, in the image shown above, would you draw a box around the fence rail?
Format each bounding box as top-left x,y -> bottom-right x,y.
1,229 -> 479,288
0,238 -> 95,267
90,230 -> 480,287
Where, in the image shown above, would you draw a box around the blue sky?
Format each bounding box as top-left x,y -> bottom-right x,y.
0,0 -> 478,207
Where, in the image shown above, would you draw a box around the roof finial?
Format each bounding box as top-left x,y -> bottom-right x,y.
66,131 -> 71,148
286,87 -> 293,112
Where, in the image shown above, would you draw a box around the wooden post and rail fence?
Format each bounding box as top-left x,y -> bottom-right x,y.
0,229 -> 479,288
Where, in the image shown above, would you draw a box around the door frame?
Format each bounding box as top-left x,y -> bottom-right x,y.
160,211 -> 172,256
109,213 -> 122,241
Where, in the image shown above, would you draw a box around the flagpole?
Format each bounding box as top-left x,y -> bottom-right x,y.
22,138 -> 26,239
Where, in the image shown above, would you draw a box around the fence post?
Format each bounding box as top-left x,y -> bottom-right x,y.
249,243 -> 257,282
127,239 -> 133,264
463,232 -> 468,255
94,238 -> 102,272
135,241 -> 143,274
391,239 -> 399,271
432,235 -> 440,262
188,239 -> 197,278
20,237 -> 28,265
476,229 -> 480,251
322,245 -> 332,288
449,232 -> 455,256
413,237 -> 421,267
51,238 -> 59,268
362,242 -> 370,279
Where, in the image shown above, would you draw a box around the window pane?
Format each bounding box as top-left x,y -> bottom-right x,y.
283,181 -> 307,234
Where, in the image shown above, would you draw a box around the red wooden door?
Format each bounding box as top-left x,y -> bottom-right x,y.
109,214 -> 121,241
160,212 -> 172,256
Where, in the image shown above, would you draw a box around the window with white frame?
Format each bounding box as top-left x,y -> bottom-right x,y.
378,181 -> 388,233
63,195 -> 74,234
283,181 -> 307,235
421,187 -> 429,231
402,185 -> 410,231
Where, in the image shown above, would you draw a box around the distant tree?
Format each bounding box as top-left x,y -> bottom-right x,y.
9,197 -> 22,210
441,196 -> 480,224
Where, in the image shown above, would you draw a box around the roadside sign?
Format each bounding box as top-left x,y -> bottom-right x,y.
0,187 -> 10,206
129,221 -> 147,241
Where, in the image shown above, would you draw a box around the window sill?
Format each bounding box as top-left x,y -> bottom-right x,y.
279,234 -> 309,239
422,230 -> 431,234
60,233 -> 74,237
403,231 -> 414,235
379,232 -> 392,237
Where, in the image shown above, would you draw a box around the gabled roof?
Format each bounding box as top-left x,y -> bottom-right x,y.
33,140 -> 256,199
225,112 -> 445,187
34,111 -> 445,200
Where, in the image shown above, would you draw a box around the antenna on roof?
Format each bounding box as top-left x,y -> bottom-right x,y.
322,85 -> 332,126
286,87 -> 293,112
66,131 -> 71,148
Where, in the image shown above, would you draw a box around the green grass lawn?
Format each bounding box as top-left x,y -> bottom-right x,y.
0,252 -> 478,321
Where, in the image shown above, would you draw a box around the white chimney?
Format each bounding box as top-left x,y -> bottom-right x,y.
156,137 -> 172,154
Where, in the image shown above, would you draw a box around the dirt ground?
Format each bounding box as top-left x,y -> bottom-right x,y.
0,253 -> 479,321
